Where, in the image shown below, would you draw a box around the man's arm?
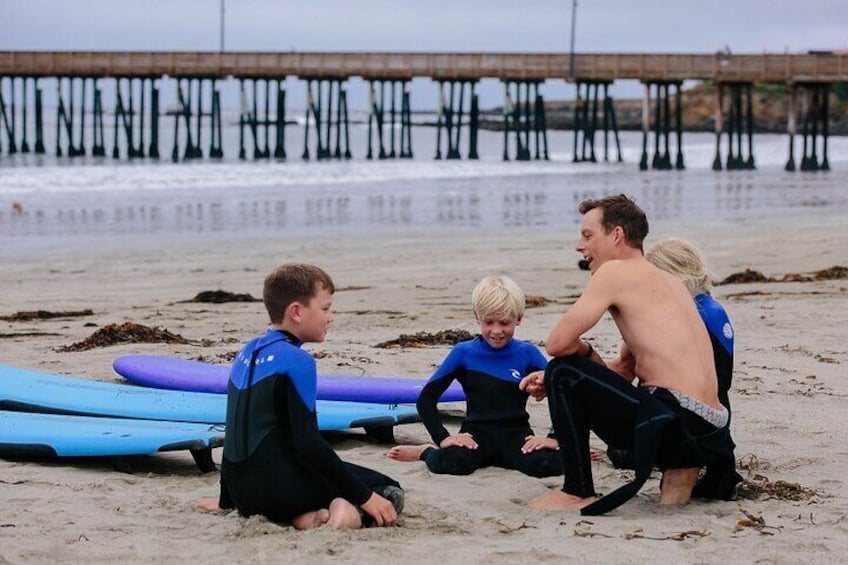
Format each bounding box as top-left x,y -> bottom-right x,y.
604,341 -> 638,382
545,263 -> 617,357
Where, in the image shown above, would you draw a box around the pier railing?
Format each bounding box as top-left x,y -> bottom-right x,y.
1,51 -> 846,82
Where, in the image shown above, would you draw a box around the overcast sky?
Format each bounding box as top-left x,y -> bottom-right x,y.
2,0 -> 846,54
2,1 -> 845,108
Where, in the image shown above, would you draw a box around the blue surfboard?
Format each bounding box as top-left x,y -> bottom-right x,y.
112,354 -> 466,404
0,410 -> 224,459
0,365 -> 419,435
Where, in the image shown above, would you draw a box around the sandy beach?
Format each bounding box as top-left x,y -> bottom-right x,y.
1,209 -> 847,564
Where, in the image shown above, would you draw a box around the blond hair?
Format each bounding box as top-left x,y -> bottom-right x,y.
646,238 -> 713,296
471,276 -> 525,320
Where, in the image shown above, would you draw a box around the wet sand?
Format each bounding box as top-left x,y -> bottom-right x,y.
1,211 -> 847,563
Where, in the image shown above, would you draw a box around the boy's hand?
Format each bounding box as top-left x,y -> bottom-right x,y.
360,492 -> 397,527
521,435 -> 559,454
519,371 -> 546,400
440,433 -> 478,450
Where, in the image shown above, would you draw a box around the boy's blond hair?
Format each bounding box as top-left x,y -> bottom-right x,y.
646,238 -> 713,296
471,276 -> 525,321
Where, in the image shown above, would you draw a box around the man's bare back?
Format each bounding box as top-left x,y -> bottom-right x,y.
598,258 -> 719,407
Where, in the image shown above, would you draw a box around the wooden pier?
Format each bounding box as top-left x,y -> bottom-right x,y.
1,51 -> 846,82
0,51 -> 845,170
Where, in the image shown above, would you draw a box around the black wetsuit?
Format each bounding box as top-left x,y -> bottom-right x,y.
546,351 -> 738,516
695,293 -> 734,416
690,293 -> 743,499
217,329 -> 400,523
416,336 -> 562,478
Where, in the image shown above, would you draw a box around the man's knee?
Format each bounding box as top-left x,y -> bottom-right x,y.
544,356 -> 584,390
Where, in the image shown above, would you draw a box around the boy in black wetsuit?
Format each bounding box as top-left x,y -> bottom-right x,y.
387,276 -> 563,478
196,264 -> 402,529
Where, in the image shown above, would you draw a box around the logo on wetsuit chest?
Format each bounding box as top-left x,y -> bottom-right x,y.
510,369 -> 521,380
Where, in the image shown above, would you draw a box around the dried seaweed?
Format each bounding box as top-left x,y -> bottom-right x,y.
0,331 -> 62,339
737,478 -> 818,501
718,265 -> 847,285
734,454 -> 818,501
374,329 -> 475,349
182,290 -> 260,304
57,322 -> 190,352
623,528 -> 710,541
734,509 -> 781,535
194,351 -> 239,364
1,309 -> 94,322
525,296 -> 551,308
718,269 -> 775,285
813,265 -> 848,280
492,520 -> 536,534
338,309 -> 406,316
780,273 -> 814,282
573,525 -> 708,541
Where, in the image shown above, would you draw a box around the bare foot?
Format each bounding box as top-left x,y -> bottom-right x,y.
659,468 -> 699,506
387,444 -> 434,462
194,497 -> 222,513
327,498 -> 363,530
528,490 -> 597,511
291,508 -> 331,530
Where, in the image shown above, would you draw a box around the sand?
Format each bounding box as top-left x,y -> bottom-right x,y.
1,211 -> 847,564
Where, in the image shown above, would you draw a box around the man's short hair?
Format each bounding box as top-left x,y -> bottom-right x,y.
471,276 -> 525,321
646,238 -> 713,297
578,194 -> 649,250
263,264 -> 335,324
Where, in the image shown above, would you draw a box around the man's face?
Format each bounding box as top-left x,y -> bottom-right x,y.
575,208 -> 615,274
297,286 -> 335,343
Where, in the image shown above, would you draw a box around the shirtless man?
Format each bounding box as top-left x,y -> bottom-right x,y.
520,194 -> 734,515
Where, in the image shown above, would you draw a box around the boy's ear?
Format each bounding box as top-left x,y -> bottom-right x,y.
515,315 -> 523,326
285,302 -> 302,324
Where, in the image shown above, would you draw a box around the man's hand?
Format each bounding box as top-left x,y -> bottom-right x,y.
521,435 -> 559,454
360,492 -> 397,527
439,433 -> 478,450
519,371 -> 546,400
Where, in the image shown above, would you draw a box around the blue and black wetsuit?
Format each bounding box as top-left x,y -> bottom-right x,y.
691,293 -> 742,500
415,336 -> 562,478
218,329 -> 400,523
695,293 -> 734,416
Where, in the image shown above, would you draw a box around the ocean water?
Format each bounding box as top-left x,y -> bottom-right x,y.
1,123 -> 846,254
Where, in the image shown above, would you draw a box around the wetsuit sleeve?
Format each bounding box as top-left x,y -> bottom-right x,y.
526,344 -> 555,438
528,344 -> 548,373
417,346 -> 465,445
276,376 -> 373,505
